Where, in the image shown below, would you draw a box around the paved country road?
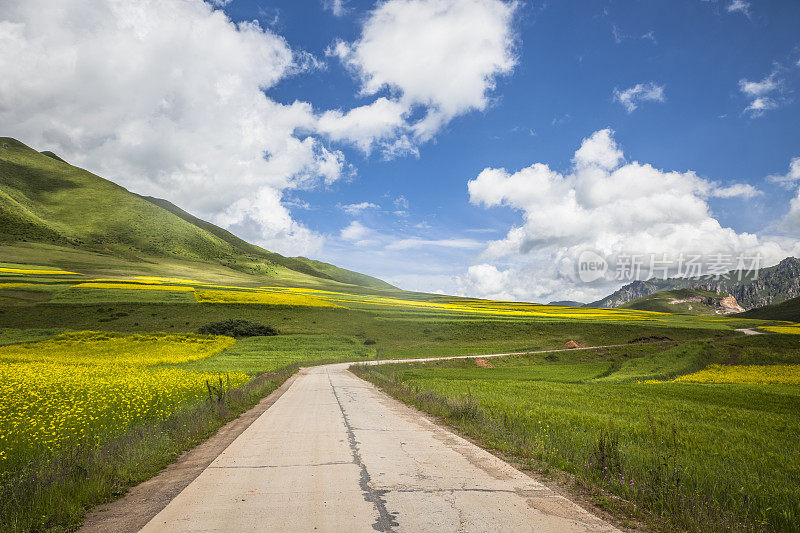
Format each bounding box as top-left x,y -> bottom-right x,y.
138,356 -> 620,532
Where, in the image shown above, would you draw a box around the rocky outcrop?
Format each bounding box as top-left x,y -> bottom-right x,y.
717,295 -> 745,314
668,294 -> 744,314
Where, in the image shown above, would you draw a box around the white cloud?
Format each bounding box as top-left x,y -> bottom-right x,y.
611,25 -> 625,44
769,157 -> 800,230
613,82 -> 666,113
711,183 -> 761,199
316,97 -> 411,155
385,238 -> 483,251
0,0 -> 350,256
573,128 -> 624,170
393,195 -> 410,210
744,97 -> 779,116
463,129 -> 797,302
739,73 -> 779,96
739,70 -> 784,117
726,0 -> 750,15
767,157 -> 800,187
339,201 -> 380,215
330,0 -> 518,144
456,264 -> 516,301
340,220 -> 373,243
323,0 -> 347,17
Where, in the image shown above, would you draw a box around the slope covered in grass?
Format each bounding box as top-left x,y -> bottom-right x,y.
736,295 -> 800,322
0,137 -> 392,289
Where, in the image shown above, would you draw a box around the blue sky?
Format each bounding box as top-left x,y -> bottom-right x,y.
3,0 -> 800,301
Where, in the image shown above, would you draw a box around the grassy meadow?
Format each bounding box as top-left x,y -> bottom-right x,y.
353,335 -> 800,532
0,259 -> 797,532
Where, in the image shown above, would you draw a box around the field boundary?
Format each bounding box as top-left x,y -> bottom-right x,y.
364,340 -> 674,367
78,372 -> 299,533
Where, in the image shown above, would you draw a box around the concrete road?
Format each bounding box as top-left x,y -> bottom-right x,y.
141,362 -> 617,532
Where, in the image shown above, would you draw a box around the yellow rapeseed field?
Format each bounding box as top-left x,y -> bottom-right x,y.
134,275 -> 204,284
73,282 -> 195,292
672,364 -> 800,385
761,325 -> 800,335
0,362 -> 248,466
259,286 -> 652,320
0,331 -> 234,366
0,332 -> 244,473
0,283 -> 35,289
0,267 -> 79,275
194,289 -> 343,307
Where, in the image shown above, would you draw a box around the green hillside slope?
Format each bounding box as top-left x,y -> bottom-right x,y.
140,196 -> 393,289
288,256 -> 396,290
0,137 -> 392,289
737,296 -> 800,321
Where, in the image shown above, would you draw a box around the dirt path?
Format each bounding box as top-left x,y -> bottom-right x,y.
82,345 -> 632,532
735,328 -> 764,335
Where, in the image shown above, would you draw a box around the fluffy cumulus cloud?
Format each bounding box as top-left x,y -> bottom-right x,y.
462,129 -> 797,302
613,82 -> 665,113
339,220 -> 375,245
328,0 -> 518,150
317,97 -> 411,156
0,0 -> 347,255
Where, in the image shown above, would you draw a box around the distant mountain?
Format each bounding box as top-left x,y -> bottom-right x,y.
619,288 -> 744,315
0,137 -> 394,290
737,296 -> 800,322
587,257 -> 800,310
548,300 -> 585,307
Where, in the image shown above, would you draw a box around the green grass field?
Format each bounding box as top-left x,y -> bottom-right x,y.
353,335 -> 800,532
177,334 -> 375,374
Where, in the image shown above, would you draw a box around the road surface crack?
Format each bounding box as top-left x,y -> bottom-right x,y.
328,373 -> 398,532
207,461 -> 352,469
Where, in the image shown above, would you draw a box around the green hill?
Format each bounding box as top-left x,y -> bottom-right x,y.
736,296 -> 800,322
619,288 -> 745,315
0,137 -> 393,289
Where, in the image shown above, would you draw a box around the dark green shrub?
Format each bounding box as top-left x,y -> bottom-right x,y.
197,319 -> 277,338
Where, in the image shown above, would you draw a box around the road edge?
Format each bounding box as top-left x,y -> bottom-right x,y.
78,372 -> 300,533
346,364 -> 643,532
